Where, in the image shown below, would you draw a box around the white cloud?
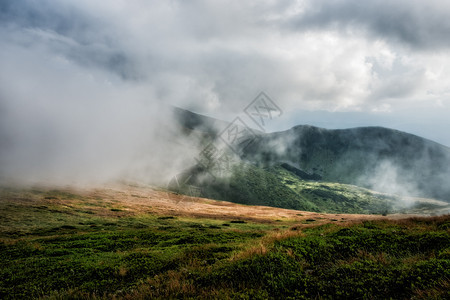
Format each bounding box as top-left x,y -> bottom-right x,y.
1,0 -> 450,185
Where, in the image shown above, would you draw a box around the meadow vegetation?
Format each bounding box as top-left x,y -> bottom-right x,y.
0,187 -> 449,299
201,164 -> 398,214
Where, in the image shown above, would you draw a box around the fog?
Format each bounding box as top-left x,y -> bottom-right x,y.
0,43 -> 198,185
1,0 -> 450,189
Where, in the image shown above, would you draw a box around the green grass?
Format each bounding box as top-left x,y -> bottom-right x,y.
273,166 -> 397,214
1,187 -> 449,299
195,163 -> 399,214
1,228 -> 262,298
194,217 -> 450,299
0,215 -> 265,298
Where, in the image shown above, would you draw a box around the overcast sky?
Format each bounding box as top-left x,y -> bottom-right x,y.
1,0 -> 450,183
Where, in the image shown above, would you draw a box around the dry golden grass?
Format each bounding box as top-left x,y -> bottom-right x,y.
2,183 -> 419,227
0,183 -> 425,238
70,184 -> 403,225
231,227 -> 307,261
412,279 -> 450,299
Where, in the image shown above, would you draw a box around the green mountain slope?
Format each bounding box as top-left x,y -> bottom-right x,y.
172,161 -> 448,214
243,125 -> 450,202
171,108 -> 450,213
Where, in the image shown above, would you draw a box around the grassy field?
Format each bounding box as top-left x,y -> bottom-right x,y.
0,186 -> 449,299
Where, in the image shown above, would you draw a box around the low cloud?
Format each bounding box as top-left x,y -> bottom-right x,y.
1,0 -> 450,185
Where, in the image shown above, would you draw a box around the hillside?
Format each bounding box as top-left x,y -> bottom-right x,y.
171,109 -> 450,213
1,185 -> 449,299
169,161 -> 450,215
243,125 -> 450,201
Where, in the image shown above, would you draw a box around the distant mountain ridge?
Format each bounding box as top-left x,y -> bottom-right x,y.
172,108 -> 450,204
243,125 -> 450,201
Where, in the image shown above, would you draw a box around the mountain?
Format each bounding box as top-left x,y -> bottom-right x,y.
242,125 -> 450,202
172,106 -> 229,136
170,108 -> 450,213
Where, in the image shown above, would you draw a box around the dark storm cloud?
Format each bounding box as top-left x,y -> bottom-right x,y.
0,0 -> 89,36
0,0 -> 138,80
289,0 -> 450,50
